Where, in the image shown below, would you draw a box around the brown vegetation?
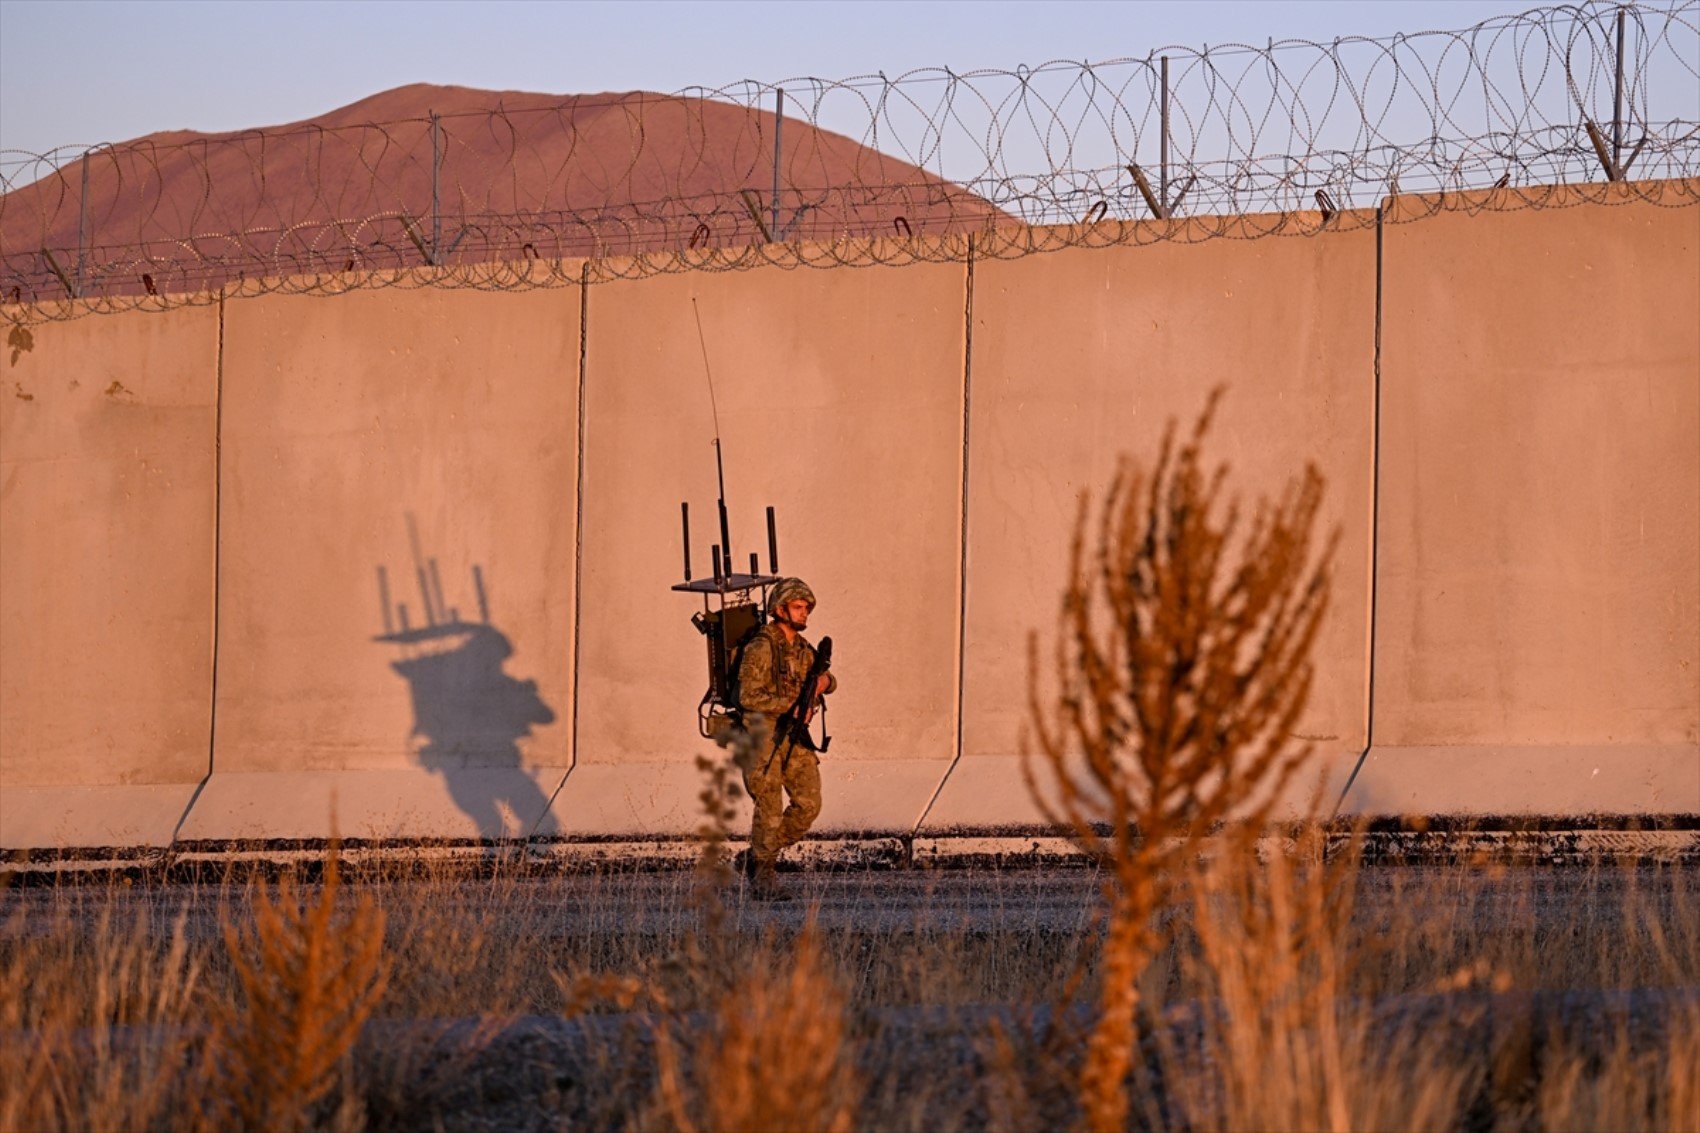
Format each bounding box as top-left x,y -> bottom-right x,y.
0,896 -> 204,1130
1023,388 -> 1335,1133
0,854 -> 1696,1130
657,917 -> 857,1133
207,849 -> 390,1131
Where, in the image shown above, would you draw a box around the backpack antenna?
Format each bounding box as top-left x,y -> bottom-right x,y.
674,298 -> 785,737
693,298 -> 740,575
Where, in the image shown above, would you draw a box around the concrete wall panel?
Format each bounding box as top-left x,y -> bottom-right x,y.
176,285 -> 582,840
7,191 -> 1698,852
552,256 -> 968,835
1,306 -> 217,846
1365,185 -> 1699,812
930,217 -> 1378,831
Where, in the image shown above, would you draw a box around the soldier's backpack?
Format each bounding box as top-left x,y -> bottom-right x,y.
694,601 -> 773,738
723,620 -> 776,718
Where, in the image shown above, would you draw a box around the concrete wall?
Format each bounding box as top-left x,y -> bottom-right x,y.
559,251 -> 968,836
1349,185 -> 1700,814
3,184 -> 1696,850
174,286 -> 584,841
1,306 -> 218,846
926,213 -> 1377,831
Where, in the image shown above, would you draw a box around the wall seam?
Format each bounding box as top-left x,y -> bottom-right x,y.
1334,206 -> 1384,817
913,235 -> 976,838
170,292 -> 225,847
529,264 -> 590,840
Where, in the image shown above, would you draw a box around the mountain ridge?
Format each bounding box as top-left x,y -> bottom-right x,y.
2,82 -> 1003,300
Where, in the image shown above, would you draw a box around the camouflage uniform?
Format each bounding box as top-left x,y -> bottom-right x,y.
731,620 -> 837,869
713,578 -> 837,884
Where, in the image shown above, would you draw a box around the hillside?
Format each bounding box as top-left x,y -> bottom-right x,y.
1,83 -> 1007,300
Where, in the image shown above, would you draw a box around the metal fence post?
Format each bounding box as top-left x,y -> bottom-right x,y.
1160,56 -> 1170,210
76,152 -> 89,297
772,88 -> 784,241
1612,7 -> 1627,170
430,111 -> 442,265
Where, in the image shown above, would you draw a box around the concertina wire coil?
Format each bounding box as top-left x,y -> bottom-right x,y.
1,0 -> 1696,320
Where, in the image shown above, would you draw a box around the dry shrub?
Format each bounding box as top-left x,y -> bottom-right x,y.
374,857 -> 565,1018
1141,849 -> 1698,1133
1529,865 -> 1700,1133
1024,388 -> 1334,1133
557,919 -> 857,1133
1534,1011 -> 1700,1133
661,918 -> 858,1133
554,754 -> 857,1132
0,893 -> 208,1131
2,848 -> 1695,1130
1163,831 -> 1481,1133
207,848 -> 390,1131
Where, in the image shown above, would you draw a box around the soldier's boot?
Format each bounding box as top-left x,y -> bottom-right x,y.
751,863 -> 791,902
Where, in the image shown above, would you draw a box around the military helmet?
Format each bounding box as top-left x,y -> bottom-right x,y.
767,577 -> 816,616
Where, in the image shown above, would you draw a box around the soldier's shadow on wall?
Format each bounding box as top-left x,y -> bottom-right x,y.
374,535 -> 561,838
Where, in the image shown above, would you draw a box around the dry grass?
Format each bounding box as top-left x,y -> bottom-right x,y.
659,917 -> 857,1133
206,847 -> 389,1131
1534,1013 -> 1700,1133
554,757 -> 858,1133
1158,833 -> 1484,1133
1,852 -> 1696,1131
0,892 -> 206,1131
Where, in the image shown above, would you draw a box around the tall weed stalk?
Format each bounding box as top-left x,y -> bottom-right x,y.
1024,388 -> 1335,1133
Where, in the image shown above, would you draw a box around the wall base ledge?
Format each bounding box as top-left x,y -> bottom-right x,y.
171,767 -> 573,842
1341,744 -> 1699,815
544,757 -> 954,838
5,819 -> 1697,878
0,783 -> 202,851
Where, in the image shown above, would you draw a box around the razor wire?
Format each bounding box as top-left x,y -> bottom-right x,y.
2,0 -> 1696,317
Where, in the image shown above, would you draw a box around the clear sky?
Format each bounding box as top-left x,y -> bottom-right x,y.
2,0 -> 1526,158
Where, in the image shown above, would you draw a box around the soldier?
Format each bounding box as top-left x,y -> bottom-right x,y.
724,576 -> 836,900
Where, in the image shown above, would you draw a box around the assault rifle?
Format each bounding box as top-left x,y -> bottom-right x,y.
765,636 -> 832,771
